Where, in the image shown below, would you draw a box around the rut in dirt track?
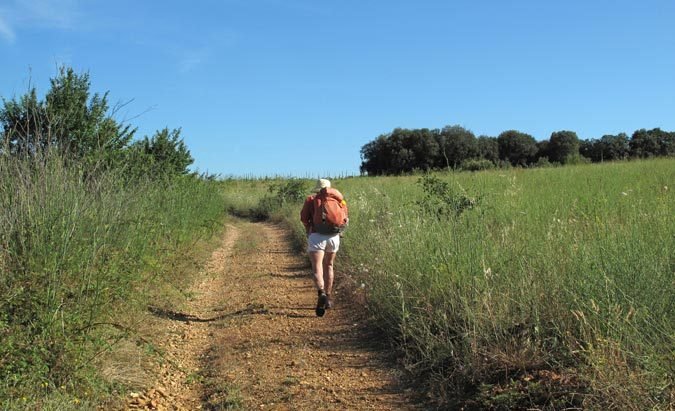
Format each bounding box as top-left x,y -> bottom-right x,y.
130,220 -> 421,410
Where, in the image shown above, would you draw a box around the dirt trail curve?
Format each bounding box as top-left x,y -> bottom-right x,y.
125,220 -> 421,410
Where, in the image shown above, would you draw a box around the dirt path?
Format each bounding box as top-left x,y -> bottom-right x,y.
126,220 -> 419,410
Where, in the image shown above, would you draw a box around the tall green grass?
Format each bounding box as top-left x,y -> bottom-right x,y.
232,160 -> 673,409
0,153 -> 224,407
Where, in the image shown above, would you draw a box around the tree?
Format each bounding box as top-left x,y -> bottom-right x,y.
401,128 -> 439,172
1,88 -> 49,156
435,125 -> 476,169
360,128 -> 439,175
360,135 -> 390,175
657,130 -> 675,156
0,66 -> 134,162
548,130 -> 580,164
599,133 -> 630,161
536,139 -> 550,162
629,128 -> 661,158
129,128 -> 193,176
497,130 -> 537,166
381,129 -> 411,173
46,67 -> 134,158
476,136 -> 499,164
579,139 -> 596,161
581,133 -> 633,162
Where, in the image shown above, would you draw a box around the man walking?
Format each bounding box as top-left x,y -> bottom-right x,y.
300,179 -> 348,317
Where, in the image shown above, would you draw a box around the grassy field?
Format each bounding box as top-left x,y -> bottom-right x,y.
224,159 -> 674,409
0,154 -> 226,409
2,156 -> 672,409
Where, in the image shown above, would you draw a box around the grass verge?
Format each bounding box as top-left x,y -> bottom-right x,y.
0,153 -> 226,408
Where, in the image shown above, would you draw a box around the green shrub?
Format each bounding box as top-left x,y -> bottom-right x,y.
250,179 -> 308,220
534,156 -> 554,168
460,158 -> 495,171
565,153 -> 592,165
415,174 -> 477,217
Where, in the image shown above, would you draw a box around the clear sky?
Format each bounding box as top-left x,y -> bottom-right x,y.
1,1 -> 674,177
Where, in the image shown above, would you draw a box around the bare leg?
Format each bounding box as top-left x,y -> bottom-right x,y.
322,252 -> 336,296
309,251 -> 325,291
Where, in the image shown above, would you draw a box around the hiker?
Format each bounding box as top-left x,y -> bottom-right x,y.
300,179 -> 349,317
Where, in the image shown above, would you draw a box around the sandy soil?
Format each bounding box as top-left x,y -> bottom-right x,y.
124,220 -> 420,410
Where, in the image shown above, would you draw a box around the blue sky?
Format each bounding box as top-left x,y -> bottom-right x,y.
1,1 -> 674,177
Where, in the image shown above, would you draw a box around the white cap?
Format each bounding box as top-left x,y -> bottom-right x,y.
314,178 -> 331,191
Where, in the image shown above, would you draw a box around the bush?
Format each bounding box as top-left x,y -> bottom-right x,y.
495,159 -> 513,169
415,174 -> 477,217
460,158 -> 495,171
565,153 -> 591,165
534,156 -> 554,168
250,179 -> 308,220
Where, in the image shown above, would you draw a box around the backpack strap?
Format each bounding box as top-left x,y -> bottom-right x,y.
317,190 -> 328,223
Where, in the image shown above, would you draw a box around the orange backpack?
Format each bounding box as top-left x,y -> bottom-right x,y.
312,188 -> 348,234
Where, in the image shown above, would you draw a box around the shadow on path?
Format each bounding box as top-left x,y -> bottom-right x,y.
148,303 -> 318,323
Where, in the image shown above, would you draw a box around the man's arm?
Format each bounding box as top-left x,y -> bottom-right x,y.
300,196 -> 313,235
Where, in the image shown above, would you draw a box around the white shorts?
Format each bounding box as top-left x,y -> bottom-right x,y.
307,232 -> 340,253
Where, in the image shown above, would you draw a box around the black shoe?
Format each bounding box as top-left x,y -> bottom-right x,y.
316,291 -> 327,317
325,294 -> 333,309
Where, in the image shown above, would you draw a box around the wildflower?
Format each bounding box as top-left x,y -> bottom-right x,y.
360,283 -> 366,288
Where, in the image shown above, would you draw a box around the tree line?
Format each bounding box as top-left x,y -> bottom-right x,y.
1,66 -> 195,179
360,125 -> 675,175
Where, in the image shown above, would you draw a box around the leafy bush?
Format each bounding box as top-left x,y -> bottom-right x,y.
415,174 -> 477,217
269,179 -> 307,203
495,159 -> 513,169
534,156 -> 554,168
126,127 -> 194,179
565,153 -> 591,165
250,179 -> 308,220
460,158 -> 495,171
